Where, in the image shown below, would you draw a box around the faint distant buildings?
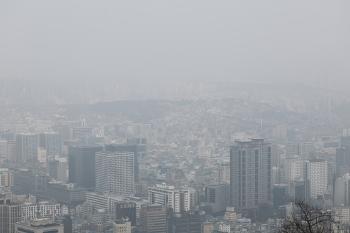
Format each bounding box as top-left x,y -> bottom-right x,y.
148,183 -> 196,213
217,162 -> 230,184
39,132 -> 62,156
336,136 -> 350,176
16,133 -> 39,163
95,151 -> 134,195
68,145 -> 103,190
286,142 -> 313,159
72,127 -> 93,142
0,140 -> 7,163
139,204 -> 168,233
305,159 -> 328,199
48,157 -> 68,182
230,139 -> 272,212
334,173 -> 350,206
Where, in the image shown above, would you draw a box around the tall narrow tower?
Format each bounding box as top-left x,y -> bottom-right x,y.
230,139 -> 272,212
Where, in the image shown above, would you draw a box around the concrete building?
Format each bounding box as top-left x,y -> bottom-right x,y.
0,168 -> 13,188
0,195 -> 22,233
334,173 -> 350,207
230,139 -> 272,211
16,133 -> 39,163
139,204 -> 168,233
95,151 -> 134,195
106,143 -> 146,183
148,183 -> 196,213
336,136 -> 350,176
68,145 -> 103,190
305,159 -> 328,199
113,219 -> 131,233
48,157 -> 68,182
15,219 -> 64,233
205,184 -> 230,214
21,201 -> 61,222
284,155 -> 305,184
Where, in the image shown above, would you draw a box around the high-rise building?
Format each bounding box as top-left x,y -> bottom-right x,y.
336,136 -> 350,176
230,139 -> 272,211
0,140 -> 7,163
105,143 -> 146,183
305,159 -> 328,199
284,155 -> 305,184
6,140 -> 16,162
68,145 -> 103,190
139,204 -> 168,233
148,183 -> 196,213
334,173 -> 350,206
95,151 -> 134,195
16,133 -> 39,163
15,219 -> 64,233
39,132 -> 62,156
0,196 -> 22,233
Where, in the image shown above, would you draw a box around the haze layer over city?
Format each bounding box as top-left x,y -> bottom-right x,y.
1,1 -> 350,233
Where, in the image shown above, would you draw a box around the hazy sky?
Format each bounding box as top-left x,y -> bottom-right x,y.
1,0 -> 349,89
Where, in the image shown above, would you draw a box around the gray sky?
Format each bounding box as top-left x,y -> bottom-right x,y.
1,0 -> 349,90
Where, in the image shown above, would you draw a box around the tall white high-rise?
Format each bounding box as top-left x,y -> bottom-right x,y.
284,155 -> 305,183
148,183 -> 196,213
16,133 -> 39,163
95,151 -> 134,195
306,159 -> 328,199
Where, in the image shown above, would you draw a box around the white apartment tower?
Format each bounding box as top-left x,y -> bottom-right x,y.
306,159 -> 328,199
96,151 -> 134,195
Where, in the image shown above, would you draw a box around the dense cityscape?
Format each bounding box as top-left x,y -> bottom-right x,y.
0,88 -> 350,232
2,1 -> 350,232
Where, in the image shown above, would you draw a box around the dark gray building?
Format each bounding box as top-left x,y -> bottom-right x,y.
205,184 -> 230,214
230,139 -> 272,212
140,204 -> 168,233
68,145 -> 103,190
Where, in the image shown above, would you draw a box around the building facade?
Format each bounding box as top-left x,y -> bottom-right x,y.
95,151 -> 134,195
230,139 -> 272,211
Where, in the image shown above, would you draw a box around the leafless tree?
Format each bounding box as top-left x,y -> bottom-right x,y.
279,201 -> 336,233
